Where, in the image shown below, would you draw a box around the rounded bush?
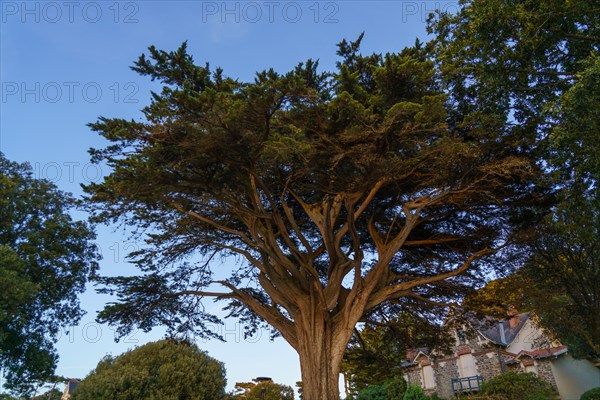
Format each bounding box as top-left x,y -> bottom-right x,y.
355,377 -> 407,400
383,376 -> 407,400
357,383 -> 387,400
402,384 -> 428,400
71,339 -> 226,400
581,387 -> 600,400
479,371 -> 555,400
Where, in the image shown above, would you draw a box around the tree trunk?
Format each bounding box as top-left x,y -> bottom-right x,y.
298,337 -> 342,400
295,309 -> 349,400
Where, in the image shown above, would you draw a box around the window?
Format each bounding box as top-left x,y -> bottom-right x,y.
421,365 -> 436,389
458,354 -> 478,378
525,364 -> 538,375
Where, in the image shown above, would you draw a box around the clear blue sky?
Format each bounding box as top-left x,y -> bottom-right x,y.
0,0 -> 456,394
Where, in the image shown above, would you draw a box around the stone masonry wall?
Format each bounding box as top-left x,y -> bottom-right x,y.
536,359 -> 558,391
474,351 -> 504,382
433,359 -> 460,399
404,366 -> 422,388
401,326 -> 563,399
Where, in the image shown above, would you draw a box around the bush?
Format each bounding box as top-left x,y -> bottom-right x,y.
479,371 -> 555,400
383,377 -> 407,400
32,389 -> 62,400
71,339 -> 226,400
402,385 -> 428,400
581,387 -> 600,400
357,384 -> 387,400
428,394 -> 445,400
244,382 -> 295,400
355,377 -> 407,400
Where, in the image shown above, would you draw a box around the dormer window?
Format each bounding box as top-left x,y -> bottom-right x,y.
457,328 -> 467,344
521,357 -> 538,375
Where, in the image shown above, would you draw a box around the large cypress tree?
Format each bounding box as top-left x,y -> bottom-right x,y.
84,37 -> 545,399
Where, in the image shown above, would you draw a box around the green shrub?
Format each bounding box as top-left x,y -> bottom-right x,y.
71,339 -> 226,400
428,394 -> 445,400
403,385 -> 428,400
357,383 -> 387,400
383,377 -> 407,400
581,387 -> 600,400
479,371 -> 555,400
356,377 -> 407,400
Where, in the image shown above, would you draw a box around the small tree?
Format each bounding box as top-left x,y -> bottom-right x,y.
243,382 -> 294,400
71,339 -> 226,400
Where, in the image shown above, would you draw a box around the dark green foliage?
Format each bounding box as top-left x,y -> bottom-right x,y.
343,316 -> 446,396
243,382 -> 295,400
356,384 -> 387,400
71,339 -> 226,400
479,372 -> 555,400
384,377 -> 407,400
429,0 -> 599,134
32,388 -> 62,400
354,377 -> 407,400
429,0 -> 600,361
428,394 -> 444,400
525,56 -> 600,359
84,35 -> 547,399
402,385 -> 428,400
581,387 -> 600,400
85,37 -> 543,345
0,154 -> 98,395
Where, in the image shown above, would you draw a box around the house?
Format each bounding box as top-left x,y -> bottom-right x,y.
60,379 -> 79,400
401,308 -> 600,399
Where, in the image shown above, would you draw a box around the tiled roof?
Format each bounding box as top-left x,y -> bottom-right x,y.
502,345 -> 568,365
516,345 -> 568,360
470,312 -> 530,346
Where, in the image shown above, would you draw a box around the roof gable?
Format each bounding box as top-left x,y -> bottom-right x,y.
468,312 -> 531,346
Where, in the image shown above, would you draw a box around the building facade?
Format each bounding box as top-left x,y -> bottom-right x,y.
402,310 -> 600,399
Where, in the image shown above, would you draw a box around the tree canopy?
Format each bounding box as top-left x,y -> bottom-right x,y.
429,0 -> 598,131
83,33 -> 547,399
433,0 -> 600,360
466,209 -> 600,359
71,339 -> 226,400
0,153 -> 98,395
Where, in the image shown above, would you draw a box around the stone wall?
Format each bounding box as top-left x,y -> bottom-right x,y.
474,350 -> 504,382
536,359 -> 558,391
433,358 -> 460,399
403,366 -> 423,387
401,325 -> 565,399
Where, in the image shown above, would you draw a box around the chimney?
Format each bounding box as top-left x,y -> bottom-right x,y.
498,322 -> 506,344
507,305 -> 520,329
